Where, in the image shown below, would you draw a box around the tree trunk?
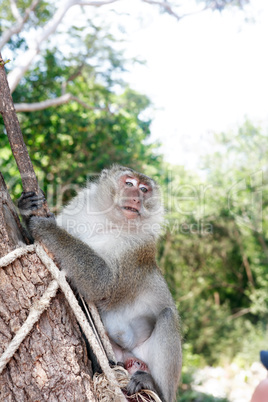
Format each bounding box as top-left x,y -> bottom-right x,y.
0,53 -> 122,402
0,54 -> 95,400
0,53 -> 140,402
0,174 -> 96,401
0,173 -> 29,257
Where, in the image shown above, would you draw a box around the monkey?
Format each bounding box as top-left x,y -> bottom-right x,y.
18,165 -> 182,402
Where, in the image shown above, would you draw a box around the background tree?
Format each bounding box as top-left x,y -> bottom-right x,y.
0,22 -> 162,203
0,0 -> 249,104
0,55 -> 98,401
158,122 -> 268,369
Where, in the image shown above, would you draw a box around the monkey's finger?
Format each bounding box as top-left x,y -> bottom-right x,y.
18,192 -> 46,206
19,197 -> 44,207
20,191 -> 36,198
19,190 -> 46,200
18,199 -> 46,214
24,194 -> 46,203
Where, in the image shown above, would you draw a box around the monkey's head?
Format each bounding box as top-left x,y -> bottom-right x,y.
94,165 -> 164,236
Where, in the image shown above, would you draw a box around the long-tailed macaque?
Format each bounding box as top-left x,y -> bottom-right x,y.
18,165 -> 182,402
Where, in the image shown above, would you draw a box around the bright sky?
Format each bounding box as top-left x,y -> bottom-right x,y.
91,0 -> 268,169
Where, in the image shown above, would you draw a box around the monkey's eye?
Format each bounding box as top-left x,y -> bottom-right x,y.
140,187 -> 148,193
139,184 -> 149,193
125,178 -> 137,187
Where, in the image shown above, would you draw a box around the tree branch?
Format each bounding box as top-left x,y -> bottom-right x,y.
14,93 -> 107,112
0,53 -> 49,219
14,93 -> 73,112
7,0 -> 120,93
0,0 -> 41,50
10,0 -> 22,21
6,0 -> 206,93
142,0 -> 207,20
256,232 -> 268,263
0,54 -> 38,192
142,0 -> 182,20
0,172 -> 31,251
234,228 -> 255,288
230,307 -> 251,319
61,64 -> 85,95
76,0 -> 118,5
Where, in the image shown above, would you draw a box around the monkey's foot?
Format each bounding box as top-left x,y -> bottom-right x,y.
126,371 -> 158,395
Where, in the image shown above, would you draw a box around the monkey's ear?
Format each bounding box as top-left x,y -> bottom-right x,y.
100,165 -> 123,179
100,169 -> 110,180
99,165 -> 128,182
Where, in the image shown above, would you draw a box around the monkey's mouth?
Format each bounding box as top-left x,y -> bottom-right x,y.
122,206 -> 139,213
121,206 -> 140,219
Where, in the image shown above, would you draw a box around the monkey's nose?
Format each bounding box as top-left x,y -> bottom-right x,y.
132,197 -> 141,204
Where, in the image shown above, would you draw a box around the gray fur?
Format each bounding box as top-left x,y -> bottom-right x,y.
18,165 -> 182,402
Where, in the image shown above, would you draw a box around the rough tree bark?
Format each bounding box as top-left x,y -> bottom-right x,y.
0,54 -> 96,401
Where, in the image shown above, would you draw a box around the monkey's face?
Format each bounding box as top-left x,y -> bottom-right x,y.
118,174 -> 152,220
95,166 -> 163,235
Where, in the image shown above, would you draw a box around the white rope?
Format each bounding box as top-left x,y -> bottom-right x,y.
0,278 -> 59,374
0,245 -> 52,374
0,244 -> 35,267
0,244 -> 126,401
35,244 -> 125,401
0,244 -> 162,402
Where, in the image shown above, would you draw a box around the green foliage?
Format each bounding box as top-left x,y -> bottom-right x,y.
157,122 -> 268,366
0,25 -> 161,208
0,1 -> 54,52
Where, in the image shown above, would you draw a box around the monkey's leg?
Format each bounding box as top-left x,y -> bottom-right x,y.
148,307 -> 181,402
129,307 -> 181,402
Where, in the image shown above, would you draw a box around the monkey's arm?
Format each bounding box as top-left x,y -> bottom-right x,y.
18,192 -> 114,302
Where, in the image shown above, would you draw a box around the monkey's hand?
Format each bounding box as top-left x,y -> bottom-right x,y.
127,371 -> 160,398
18,191 -> 55,235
